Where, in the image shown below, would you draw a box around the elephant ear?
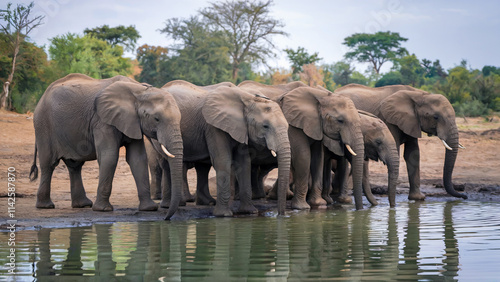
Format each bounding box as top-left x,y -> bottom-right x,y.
323,135 -> 344,156
202,86 -> 248,144
280,87 -> 324,140
380,90 -> 422,139
95,81 -> 146,140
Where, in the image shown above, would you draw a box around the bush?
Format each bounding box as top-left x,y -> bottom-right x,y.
375,71 -> 403,87
454,100 -> 490,117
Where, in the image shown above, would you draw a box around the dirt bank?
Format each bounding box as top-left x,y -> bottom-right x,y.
1,109 -> 499,230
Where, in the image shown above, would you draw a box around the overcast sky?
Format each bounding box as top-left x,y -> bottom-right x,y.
9,0 -> 500,73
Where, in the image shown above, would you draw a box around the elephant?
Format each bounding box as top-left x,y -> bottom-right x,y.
334,84 -> 467,200
239,81 -> 366,210
29,73 -> 184,219
325,110 -> 399,207
147,80 -> 291,216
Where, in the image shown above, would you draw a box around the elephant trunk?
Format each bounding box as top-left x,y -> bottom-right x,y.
350,129 -> 365,210
275,132 -> 291,215
442,129 -> 467,199
162,133 -> 184,220
384,146 -> 400,207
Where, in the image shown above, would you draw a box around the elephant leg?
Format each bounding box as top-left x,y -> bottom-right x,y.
322,156 -> 333,205
404,138 -> 425,201
182,164 -> 195,203
126,139 -> 158,211
332,157 -> 353,204
63,159 -> 93,208
36,152 -> 58,209
195,163 -> 216,205
307,141 -> 327,207
207,128 -> 233,217
234,145 -> 257,214
289,127 -> 311,210
363,160 -> 378,206
149,158 -> 162,200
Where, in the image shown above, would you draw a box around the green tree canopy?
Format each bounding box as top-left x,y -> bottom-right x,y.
136,44 -> 168,87
284,47 -> 321,74
84,24 -> 140,52
49,33 -> 131,79
200,0 -> 288,81
158,16 -> 231,85
343,31 -> 408,74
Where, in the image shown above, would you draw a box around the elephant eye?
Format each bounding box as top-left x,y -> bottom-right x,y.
433,114 -> 439,120
375,139 -> 383,145
337,118 -> 344,124
154,116 -> 160,122
263,124 -> 270,130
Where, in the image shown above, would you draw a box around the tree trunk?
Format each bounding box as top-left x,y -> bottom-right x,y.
1,32 -> 20,110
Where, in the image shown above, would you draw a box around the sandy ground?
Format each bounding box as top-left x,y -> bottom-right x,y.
1,109 -> 499,230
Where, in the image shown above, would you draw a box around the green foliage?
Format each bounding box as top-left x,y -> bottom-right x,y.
284,47 -> 321,74
200,0 -> 288,81
49,33 -> 132,79
135,44 -> 168,87
84,24 -> 140,52
322,61 -> 369,88
454,99 -> 490,117
343,31 -> 408,74
394,54 -> 424,87
157,16 -> 231,86
375,71 -> 403,87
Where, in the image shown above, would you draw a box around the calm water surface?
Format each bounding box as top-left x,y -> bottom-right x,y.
1,201 -> 500,281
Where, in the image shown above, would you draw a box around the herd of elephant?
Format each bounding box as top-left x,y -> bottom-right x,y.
29,73 -> 468,219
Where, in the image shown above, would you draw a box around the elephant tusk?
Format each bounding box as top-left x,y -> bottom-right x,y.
271,150 -> 277,157
345,144 -> 357,156
459,143 -> 466,149
161,144 -> 175,158
441,139 -> 453,151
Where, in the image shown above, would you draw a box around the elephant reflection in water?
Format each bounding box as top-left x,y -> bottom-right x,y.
32,203 -> 459,280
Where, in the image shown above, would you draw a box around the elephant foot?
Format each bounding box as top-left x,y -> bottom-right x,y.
71,197 -> 93,208
291,197 -> 311,210
323,195 -> 334,205
160,199 -> 170,209
184,193 -> 195,203
252,191 -> 267,200
92,200 -> 113,211
409,191 -> 426,201
334,194 -> 353,204
238,202 -> 258,214
196,195 -> 216,206
267,188 -> 294,200
213,205 -> 233,217
36,198 -> 55,209
152,193 -> 162,200
139,199 -> 159,211
308,194 -> 327,207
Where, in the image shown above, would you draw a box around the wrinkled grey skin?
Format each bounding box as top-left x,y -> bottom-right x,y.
240,81 -> 366,210
335,84 -> 467,200
325,110 -> 400,207
146,80 -> 291,216
30,74 -> 184,219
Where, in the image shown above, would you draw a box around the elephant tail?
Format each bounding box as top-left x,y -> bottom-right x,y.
29,143 -> 38,182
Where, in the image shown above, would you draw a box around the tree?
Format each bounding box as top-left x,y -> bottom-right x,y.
394,54 -> 424,87
158,16 -> 231,85
84,24 -> 140,52
299,64 -> 325,87
0,2 -> 44,109
343,31 -> 408,74
49,33 -> 132,79
284,46 -> 321,74
135,44 -> 168,87
200,0 -> 288,82
375,71 -> 403,87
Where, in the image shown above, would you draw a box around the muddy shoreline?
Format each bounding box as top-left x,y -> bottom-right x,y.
1,110 -> 499,231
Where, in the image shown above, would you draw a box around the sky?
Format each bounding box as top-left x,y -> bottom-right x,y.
6,0 -> 500,74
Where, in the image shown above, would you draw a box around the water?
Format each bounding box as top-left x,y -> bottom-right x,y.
1,201 -> 500,281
